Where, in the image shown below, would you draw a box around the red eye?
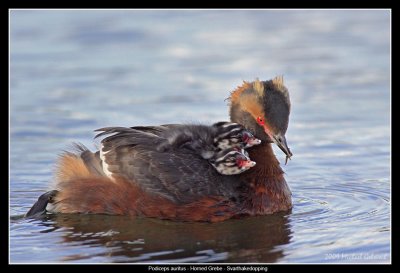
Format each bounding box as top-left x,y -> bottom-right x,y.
257,116 -> 265,125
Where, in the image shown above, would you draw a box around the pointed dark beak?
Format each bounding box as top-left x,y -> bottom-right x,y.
273,135 -> 293,164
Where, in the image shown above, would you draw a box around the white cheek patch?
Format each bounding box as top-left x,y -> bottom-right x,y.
100,143 -> 115,180
228,167 -> 241,175
217,139 -> 231,150
215,164 -> 225,173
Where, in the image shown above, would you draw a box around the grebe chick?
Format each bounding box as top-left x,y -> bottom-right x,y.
156,122 -> 261,160
210,148 -> 256,175
212,121 -> 261,150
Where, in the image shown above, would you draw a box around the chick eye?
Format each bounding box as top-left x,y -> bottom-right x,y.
256,116 -> 265,125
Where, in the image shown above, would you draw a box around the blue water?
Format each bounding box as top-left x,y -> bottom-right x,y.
10,10 -> 390,263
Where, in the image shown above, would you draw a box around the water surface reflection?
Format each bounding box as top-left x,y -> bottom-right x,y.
35,212 -> 292,263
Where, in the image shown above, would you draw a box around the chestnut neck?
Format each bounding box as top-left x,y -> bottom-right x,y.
242,142 -> 284,183
237,142 -> 292,215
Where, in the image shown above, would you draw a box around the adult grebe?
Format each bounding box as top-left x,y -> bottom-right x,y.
26,77 -> 293,222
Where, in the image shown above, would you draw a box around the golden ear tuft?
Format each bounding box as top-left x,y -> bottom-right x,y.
272,75 -> 285,89
228,80 -> 252,104
271,75 -> 290,104
253,78 -> 264,97
272,75 -> 284,88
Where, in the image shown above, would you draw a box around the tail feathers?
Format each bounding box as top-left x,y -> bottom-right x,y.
55,143 -> 105,183
81,150 -> 105,176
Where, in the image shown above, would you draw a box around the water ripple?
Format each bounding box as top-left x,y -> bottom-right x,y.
281,180 -> 390,263
10,10 -> 390,263
291,181 -> 389,225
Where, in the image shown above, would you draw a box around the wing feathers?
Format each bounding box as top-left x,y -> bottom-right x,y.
93,126 -> 239,203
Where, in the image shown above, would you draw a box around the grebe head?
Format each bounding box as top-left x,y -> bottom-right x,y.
228,76 -> 293,162
209,148 -> 256,175
212,122 -> 261,150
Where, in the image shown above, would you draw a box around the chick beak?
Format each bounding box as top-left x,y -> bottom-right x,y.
273,135 -> 293,165
242,132 -> 262,148
245,137 -> 262,148
237,153 -> 257,169
242,160 -> 256,168
248,137 -> 261,147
